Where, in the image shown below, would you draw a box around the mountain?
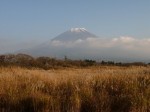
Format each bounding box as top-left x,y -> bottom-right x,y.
17,28 -> 98,58
16,28 -> 150,62
51,28 -> 97,42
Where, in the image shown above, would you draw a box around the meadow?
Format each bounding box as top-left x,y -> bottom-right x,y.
0,66 -> 149,112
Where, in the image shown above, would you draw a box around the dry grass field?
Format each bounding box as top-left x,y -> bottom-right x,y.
0,66 -> 150,112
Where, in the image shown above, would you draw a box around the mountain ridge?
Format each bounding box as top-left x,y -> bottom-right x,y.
51,28 -> 97,42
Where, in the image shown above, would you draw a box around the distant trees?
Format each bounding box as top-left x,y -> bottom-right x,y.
0,55 -> 5,63
83,59 -> 96,66
101,60 -> 115,65
0,53 -> 148,69
36,57 -> 59,69
0,54 -> 34,67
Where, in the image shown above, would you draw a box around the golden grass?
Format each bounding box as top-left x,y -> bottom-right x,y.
0,66 -> 150,112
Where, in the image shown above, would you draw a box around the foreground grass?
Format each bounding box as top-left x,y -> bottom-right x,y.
0,66 -> 150,112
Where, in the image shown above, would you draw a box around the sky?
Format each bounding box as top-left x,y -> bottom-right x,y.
0,0 -> 150,56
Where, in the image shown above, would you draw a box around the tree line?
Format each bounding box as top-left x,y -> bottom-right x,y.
0,54 -> 149,69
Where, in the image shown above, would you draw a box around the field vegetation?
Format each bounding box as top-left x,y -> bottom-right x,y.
0,65 -> 149,112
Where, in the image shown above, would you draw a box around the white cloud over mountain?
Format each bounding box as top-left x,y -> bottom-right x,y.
51,36 -> 150,50
48,36 -> 150,62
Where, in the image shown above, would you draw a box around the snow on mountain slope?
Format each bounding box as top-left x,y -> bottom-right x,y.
51,28 -> 97,42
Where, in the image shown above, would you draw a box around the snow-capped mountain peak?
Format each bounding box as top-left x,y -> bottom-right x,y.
52,28 -> 97,42
70,28 -> 87,32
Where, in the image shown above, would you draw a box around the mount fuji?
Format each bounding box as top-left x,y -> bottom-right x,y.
16,28 -> 150,62
18,28 -> 99,59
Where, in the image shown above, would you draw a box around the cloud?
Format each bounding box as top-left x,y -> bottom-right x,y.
48,36 -> 150,62
50,36 -> 150,49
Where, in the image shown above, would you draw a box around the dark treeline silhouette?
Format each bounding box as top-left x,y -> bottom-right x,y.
0,54 -> 149,69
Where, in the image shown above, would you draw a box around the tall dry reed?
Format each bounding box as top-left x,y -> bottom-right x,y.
0,66 -> 149,112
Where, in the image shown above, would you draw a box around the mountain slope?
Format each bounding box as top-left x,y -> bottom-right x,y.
51,28 -> 97,42
17,28 -> 98,58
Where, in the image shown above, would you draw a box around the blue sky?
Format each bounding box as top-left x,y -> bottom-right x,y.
0,0 -> 150,53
